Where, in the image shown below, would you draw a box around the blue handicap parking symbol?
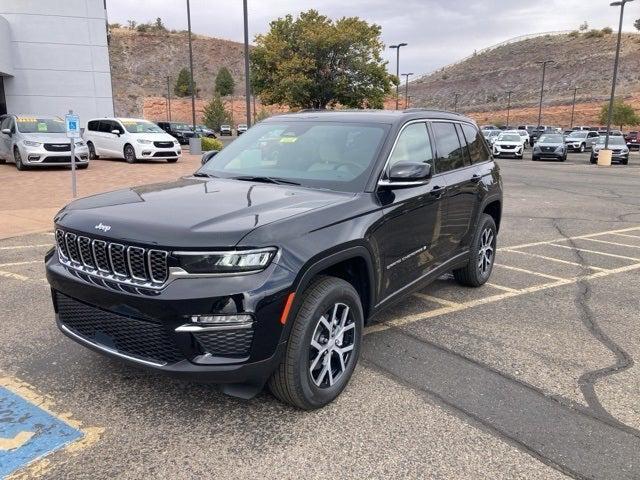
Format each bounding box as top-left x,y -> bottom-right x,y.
0,386 -> 83,478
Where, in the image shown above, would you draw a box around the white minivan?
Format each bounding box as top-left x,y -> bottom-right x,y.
84,118 -> 181,163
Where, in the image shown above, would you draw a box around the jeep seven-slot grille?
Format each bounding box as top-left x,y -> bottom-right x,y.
55,228 -> 169,285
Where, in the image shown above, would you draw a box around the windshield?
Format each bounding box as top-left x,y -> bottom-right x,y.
517,131 -> 527,137
198,121 -> 389,193
172,123 -> 190,130
568,131 -> 587,139
499,134 -> 520,142
15,116 -> 65,134
489,131 -> 501,137
539,135 -> 563,143
121,119 -> 164,134
598,136 -> 626,146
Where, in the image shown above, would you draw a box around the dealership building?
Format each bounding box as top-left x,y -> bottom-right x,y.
0,0 -> 114,122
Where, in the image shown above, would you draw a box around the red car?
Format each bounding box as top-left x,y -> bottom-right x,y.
625,131 -> 639,150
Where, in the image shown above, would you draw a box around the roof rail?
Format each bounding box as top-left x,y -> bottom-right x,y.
403,107 -> 465,116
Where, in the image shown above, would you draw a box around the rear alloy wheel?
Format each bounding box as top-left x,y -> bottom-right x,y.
14,147 -> 26,171
453,213 -> 497,287
268,276 -> 363,410
580,143 -> 586,153
87,142 -> 98,160
124,144 -> 137,164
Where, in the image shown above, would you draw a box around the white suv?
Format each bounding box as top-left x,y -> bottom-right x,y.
84,118 -> 181,163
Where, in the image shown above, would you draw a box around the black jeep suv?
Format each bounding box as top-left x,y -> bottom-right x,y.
46,110 -> 502,409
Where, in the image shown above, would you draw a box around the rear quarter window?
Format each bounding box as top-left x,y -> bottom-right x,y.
461,124 -> 490,164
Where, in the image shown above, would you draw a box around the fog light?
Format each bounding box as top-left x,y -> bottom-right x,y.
28,154 -> 40,161
190,314 -> 252,324
142,150 -> 151,156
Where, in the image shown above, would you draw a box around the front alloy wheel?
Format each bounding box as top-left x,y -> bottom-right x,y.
309,303 -> 356,388
124,144 -> 137,163
453,213 -> 497,287
477,228 -> 495,277
14,148 -> 25,170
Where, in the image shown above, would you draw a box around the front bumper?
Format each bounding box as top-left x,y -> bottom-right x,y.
533,148 -> 565,159
20,145 -> 89,166
133,143 -> 181,159
592,150 -> 629,162
566,142 -> 585,151
45,250 -> 295,394
493,146 -> 523,157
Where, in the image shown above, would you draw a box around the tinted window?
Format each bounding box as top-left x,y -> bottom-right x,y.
387,122 -> 433,170
455,124 -> 472,165
87,120 -> 99,131
432,122 -> 466,173
97,121 -> 111,133
461,123 -> 488,164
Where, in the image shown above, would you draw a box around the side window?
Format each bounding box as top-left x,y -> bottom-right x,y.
432,122 -> 466,173
387,122 -> 434,171
97,121 -> 110,133
111,121 -> 124,134
87,120 -> 98,131
455,124 -> 472,166
461,123 -> 489,164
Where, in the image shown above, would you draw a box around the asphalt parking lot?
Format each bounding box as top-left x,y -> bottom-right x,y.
1,148 -> 640,479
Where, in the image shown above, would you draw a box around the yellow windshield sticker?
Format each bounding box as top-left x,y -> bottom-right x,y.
17,117 -> 37,123
280,137 -> 297,143
37,123 -> 48,132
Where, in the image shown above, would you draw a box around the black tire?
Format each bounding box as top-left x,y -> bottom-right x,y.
453,213 -> 497,288
14,147 -> 26,170
532,155 -> 539,161
268,276 -> 363,410
167,158 -> 178,163
77,163 -> 88,169
621,158 -> 628,165
590,156 -> 597,164
87,142 -> 98,160
580,143 -> 586,153
124,144 -> 137,164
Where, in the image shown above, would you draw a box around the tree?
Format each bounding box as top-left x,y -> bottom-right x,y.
215,67 -> 235,96
154,17 -> 166,32
126,19 -> 137,30
634,18 -> 640,31
579,21 -> 589,32
250,10 -> 394,109
174,68 -> 195,97
598,98 -> 640,129
202,95 -> 232,131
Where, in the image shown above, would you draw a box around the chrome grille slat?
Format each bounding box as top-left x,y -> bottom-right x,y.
54,228 -> 169,289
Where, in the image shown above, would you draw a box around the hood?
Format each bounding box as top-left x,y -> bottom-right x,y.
55,177 -> 352,248
495,140 -> 521,146
129,132 -> 177,142
565,137 -> 586,142
20,133 -> 71,144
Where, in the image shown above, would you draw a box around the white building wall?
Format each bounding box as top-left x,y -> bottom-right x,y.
0,0 -> 114,123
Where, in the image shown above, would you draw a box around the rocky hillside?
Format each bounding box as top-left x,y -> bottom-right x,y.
410,32 -> 640,116
109,28 -> 248,117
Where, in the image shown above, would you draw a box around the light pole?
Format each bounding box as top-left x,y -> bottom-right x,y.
243,0 -> 251,127
535,60 -> 555,130
186,0 -> 196,131
166,76 -> 172,121
401,73 -> 413,109
453,92 -> 460,112
605,0 -> 634,150
389,43 -> 407,110
570,87 -> 579,128
506,90 -> 514,128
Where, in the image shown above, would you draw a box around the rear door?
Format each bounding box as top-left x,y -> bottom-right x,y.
374,121 -> 447,301
431,121 -> 482,259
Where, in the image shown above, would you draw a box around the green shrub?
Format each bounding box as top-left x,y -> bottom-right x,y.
601,27 -> 613,35
568,30 -> 580,38
584,29 -> 604,39
201,137 -> 224,152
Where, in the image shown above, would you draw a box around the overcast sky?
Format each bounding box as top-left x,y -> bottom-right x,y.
106,0 -> 640,77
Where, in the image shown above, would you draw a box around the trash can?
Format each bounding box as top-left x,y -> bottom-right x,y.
189,137 -> 202,155
598,149 -> 612,167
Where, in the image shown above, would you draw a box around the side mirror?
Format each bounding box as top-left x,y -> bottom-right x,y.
379,162 -> 432,188
201,150 -> 218,165
1,128 -> 11,136
111,129 -> 121,136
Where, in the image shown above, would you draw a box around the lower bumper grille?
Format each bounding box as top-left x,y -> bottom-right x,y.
55,292 -> 183,365
152,151 -> 178,157
193,330 -> 254,358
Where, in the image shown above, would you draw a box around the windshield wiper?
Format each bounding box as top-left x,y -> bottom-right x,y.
232,175 -> 301,186
193,172 -> 217,178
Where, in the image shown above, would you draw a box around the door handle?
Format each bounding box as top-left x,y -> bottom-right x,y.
471,174 -> 482,183
430,186 -> 445,198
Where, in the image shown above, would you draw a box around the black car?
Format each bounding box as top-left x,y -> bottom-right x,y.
532,133 -> 567,161
156,122 -> 196,145
46,110 -> 503,409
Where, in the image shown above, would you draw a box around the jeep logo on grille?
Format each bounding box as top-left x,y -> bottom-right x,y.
94,222 -> 111,232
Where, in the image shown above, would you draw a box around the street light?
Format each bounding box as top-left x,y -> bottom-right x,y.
243,0 -> 251,127
401,73 -> 413,109
535,60 -> 555,130
186,0 -> 196,131
505,90 -> 514,128
390,43 -> 407,110
570,87 -> 579,128
604,0 -> 634,150
166,76 -> 171,121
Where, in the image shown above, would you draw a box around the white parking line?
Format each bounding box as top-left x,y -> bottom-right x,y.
500,225 -> 640,251
0,244 -> 52,251
0,260 -> 41,268
413,292 -> 462,308
493,263 -> 569,281
610,233 -> 640,240
485,283 -> 520,293
0,270 -> 29,281
500,248 -> 607,271
547,243 -> 640,262
578,237 -> 640,249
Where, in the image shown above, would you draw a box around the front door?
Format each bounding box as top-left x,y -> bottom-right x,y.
372,122 -> 447,302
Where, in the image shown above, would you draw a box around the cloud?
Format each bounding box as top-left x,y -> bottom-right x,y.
105,0 -> 640,76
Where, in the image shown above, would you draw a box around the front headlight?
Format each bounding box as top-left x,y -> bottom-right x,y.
137,139 -> 152,144
23,140 -> 42,147
173,140 -> 180,146
621,148 -> 629,154
75,140 -> 85,147
593,147 -> 601,153
176,248 -> 277,274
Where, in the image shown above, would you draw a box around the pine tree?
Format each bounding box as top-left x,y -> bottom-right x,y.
202,95 -> 232,131
215,67 -> 235,96
174,68 -> 195,97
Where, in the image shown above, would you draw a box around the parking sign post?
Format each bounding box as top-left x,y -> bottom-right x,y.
65,110 -> 80,197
